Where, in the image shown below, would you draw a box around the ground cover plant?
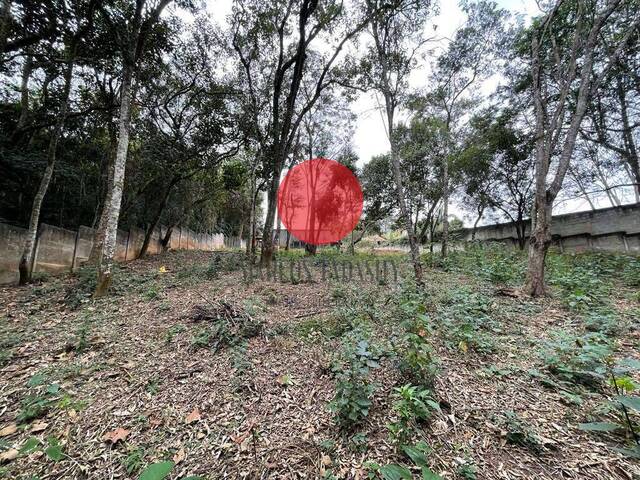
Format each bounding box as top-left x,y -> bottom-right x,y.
0,248 -> 638,479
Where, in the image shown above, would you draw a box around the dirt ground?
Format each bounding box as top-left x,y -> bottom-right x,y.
0,250 -> 638,479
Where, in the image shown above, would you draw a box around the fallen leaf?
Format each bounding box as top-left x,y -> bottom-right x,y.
0,449 -> 18,463
0,424 -> 17,437
30,422 -> 48,433
185,408 -> 201,424
172,448 -> 185,464
230,431 -> 250,445
102,427 -> 130,443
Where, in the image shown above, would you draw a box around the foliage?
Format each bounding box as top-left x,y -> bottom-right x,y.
189,302 -> 263,352
388,385 -> 439,446
138,461 -> 174,480
365,442 -> 441,479
539,331 -> 612,387
498,411 -> 541,451
390,284 -> 438,385
439,287 -> 498,354
578,358 -> 640,458
329,334 -> 381,429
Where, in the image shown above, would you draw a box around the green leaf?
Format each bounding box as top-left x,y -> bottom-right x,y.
618,358 -> 640,370
27,374 -> 47,387
19,437 -> 41,455
139,462 -> 174,480
401,445 -> 428,468
45,445 -> 64,461
616,395 -> 640,412
578,422 -> 620,432
182,477 -> 204,480
46,384 -> 60,394
613,445 -> 640,459
421,467 -> 443,480
379,464 -> 413,480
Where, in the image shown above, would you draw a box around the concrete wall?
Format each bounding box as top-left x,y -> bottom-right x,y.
0,222 -> 245,285
459,203 -> 640,254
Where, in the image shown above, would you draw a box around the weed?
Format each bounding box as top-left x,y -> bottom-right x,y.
540,331 -> 612,387
388,384 -> 439,446
188,302 -> 263,352
365,442 -> 439,479
392,289 -> 438,385
122,446 -> 146,474
165,324 -> 186,344
0,328 -> 22,367
146,378 -> 160,395
329,334 -> 381,429
143,282 -> 161,301
439,288 -> 498,354
231,341 -> 253,393
498,411 -> 541,451
295,316 -> 346,339
584,310 -> 628,337
457,461 -> 478,480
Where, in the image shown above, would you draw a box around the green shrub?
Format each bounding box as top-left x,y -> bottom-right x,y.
329,334 -> 381,428
392,291 -> 438,385
439,288 -> 498,354
540,331 -> 612,387
388,385 -> 439,446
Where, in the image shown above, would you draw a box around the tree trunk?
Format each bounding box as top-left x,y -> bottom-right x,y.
274,215 -> 282,252
471,205 -> 484,241
138,179 -> 175,258
304,242 -> 317,255
260,155 -> 281,267
89,125 -> 117,264
14,53 -> 32,135
386,105 -> 423,285
441,155 -> 449,257
246,167 -> 257,256
285,230 -> 291,250
525,202 -> 551,296
95,63 -> 134,297
18,50 -> 75,284
161,225 -> 174,252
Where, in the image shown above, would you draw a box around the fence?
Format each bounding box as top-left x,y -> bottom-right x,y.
0,222 -> 244,285
457,202 -> 640,254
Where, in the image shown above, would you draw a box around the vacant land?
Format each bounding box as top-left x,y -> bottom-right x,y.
0,247 -> 639,480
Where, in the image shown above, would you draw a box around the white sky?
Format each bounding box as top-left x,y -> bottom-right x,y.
191,0 -> 634,227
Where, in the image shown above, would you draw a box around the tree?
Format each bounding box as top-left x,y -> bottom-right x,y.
361,0 -> 436,284
360,117 -> 447,249
525,0 -> 639,296
578,0 -> 640,200
460,110 -> 534,249
231,0 -> 375,267
134,23 -> 238,258
417,0 -> 511,257
94,0 -> 181,296
17,0 -> 98,284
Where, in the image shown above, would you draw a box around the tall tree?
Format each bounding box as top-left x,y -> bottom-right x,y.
18,0 -> 98,284
525,0 -> 639,296
94,0 -> 178,296
419,0 -> 511,256
460,110 -> 534,249
231,0 -> 375,267
362,0 -> 436,284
